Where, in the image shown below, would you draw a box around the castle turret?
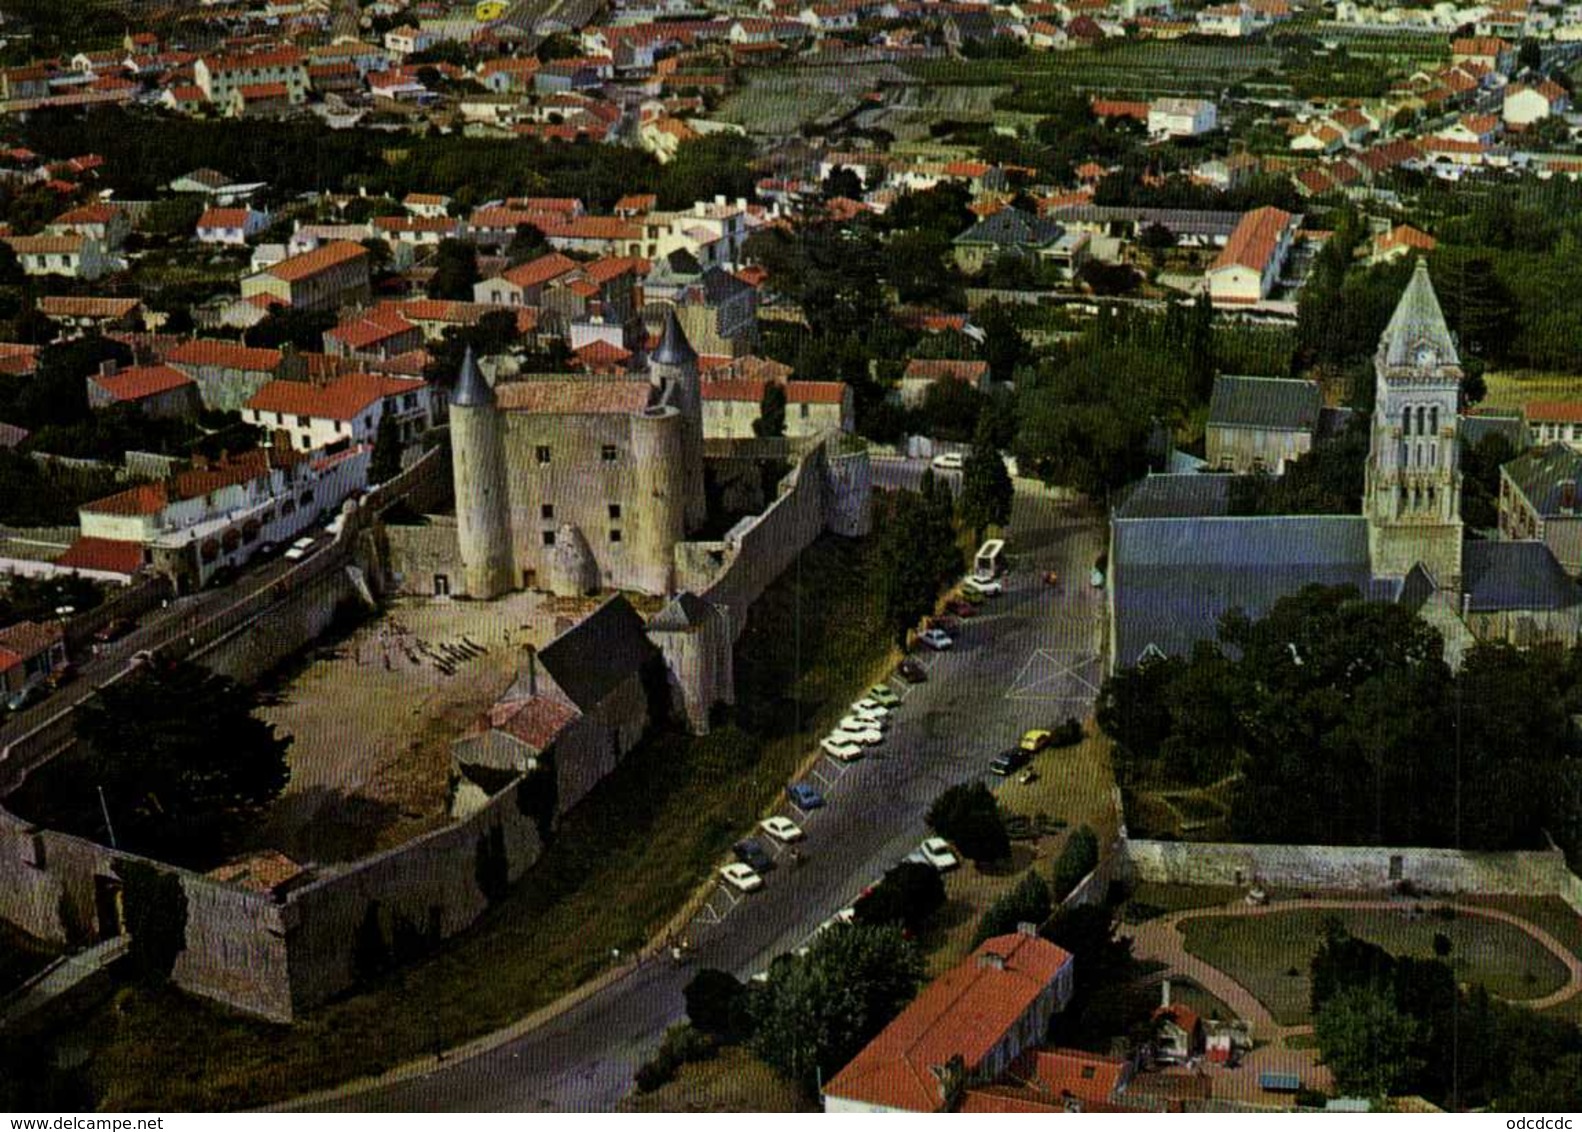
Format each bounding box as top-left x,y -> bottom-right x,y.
649,307 -> 706,532
449,347 -> 513,599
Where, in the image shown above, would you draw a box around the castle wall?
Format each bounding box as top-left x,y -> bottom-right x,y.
382,515 -> 464,597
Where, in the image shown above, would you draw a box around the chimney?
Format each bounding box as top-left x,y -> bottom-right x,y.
1017,920 -> 1039,937
1563,480 -> 1577,513
1161,978 -> 1172,1008
99,358 -> 118,378
977,951 -> 1006,971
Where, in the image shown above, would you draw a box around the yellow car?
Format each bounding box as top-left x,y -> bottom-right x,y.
1019,729 -> 1052,753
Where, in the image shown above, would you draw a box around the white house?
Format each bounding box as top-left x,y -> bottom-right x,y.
1504,80 -> 1570,126
3,234 -> 114,280
244,370 -> 434,452
196,206 -> 270,245
1206,205 -> 1301,304
1148,97 -> 1218,138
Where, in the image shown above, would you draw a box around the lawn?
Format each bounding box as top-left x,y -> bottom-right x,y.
1458,895 -> 1582,1023
59,533 -> 903,1111
1479,369 -> 1582,411
1181,906 -> 1574,1026
618,1045 -> 817,1113
1121,882 -> 1244,922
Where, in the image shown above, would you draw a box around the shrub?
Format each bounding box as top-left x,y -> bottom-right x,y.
927,782 -> 1011,863
973,871 -> 1052,947
1051,824 -> 1100,902
684,968 -> 749,1039
633,1023 -> 716,1093
854,862 -> 946,933
1050,717 -> 1083,747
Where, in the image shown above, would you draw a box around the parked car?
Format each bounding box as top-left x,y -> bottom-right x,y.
989,747 -> 1031,775
787,782 -> 826,810
733,838 -> 776,873
926,614 -> 960,636
1020,729 -> 1053,753
759,816 -> 804,843
945,599 -> 978,618
897,657 -> 928,683
838,712 -> 887,733
919,628 -> 954,651
865,684 -> 901,708
963,576 -> 1003,597
833,724 -> 883,746
930,451 -> 964,471
851,699 -> 891,719
719,862 -> 764,893
821,736 -> 864,762
92,617 -> 136,645
918,837 -> 960,871
5,684 -> 44,713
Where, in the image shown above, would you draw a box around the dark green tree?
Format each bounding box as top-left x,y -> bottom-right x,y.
116,859 -> 189,985
428,238 -> 480,300
959,416 -> 1014,542
748,924 -> 924,1093
1314,986 -> 1424,1098
370,411 -> 404,484
78,660 -> 291,864
505,222 -> 549,266
973,870 -> 1051,946
684,968 -> 750,1039
752,381 -> 787,438
854,861 -> 946,934
926,782 -> 1010,863
1050,825 -> 1099,902
875,491 -> 942,647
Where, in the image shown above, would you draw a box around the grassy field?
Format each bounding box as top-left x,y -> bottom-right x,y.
618,1045 -> 816,1113
908,41 -> 1282,105
1181,906 -> 1574,1026
716,63 -> 908,134
1479,370 -> 1582,411
1459,895 -> 1582,1023
58,533 -> 903,1111
1121,882 -> 1245,922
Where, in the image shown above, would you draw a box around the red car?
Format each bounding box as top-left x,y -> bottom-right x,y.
946,599 -> 978,618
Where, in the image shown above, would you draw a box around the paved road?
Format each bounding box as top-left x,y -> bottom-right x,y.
0,546 -> 314,753
304,466 -> 1108,1112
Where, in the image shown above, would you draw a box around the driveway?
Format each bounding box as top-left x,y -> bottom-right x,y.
291,466 -> 1110,1112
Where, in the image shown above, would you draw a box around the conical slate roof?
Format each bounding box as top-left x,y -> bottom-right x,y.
651,307 -> 697,367
451,345 -> 493,408
1380,258 -> 1460,370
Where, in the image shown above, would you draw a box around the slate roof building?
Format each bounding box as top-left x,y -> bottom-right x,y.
1205,374 -> 1322,473
952,208 -> 1089,277
1108,261 -> 1582,671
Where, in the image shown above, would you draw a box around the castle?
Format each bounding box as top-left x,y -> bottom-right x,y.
449,308 -> 708,599
1110,259 -> 1582,669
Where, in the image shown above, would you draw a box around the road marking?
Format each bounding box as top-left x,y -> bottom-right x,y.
1005,649 -> 1102,702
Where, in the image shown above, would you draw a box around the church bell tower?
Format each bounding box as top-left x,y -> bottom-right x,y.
1365,258 -> 1464,589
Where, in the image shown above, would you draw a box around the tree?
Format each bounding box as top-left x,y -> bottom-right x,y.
854,861 -> 946,934
918,373 -> 984,443
246,305 -> 336,352
973,871 -> 1051,946
752,381 -> 787,438
959,416 -> 1013,542
684,968 -> 750,1039
370,411 -> 404,484
822,165 -> 864,201
505,222 -> 549,266
428,238 -> 480,300
927,782 -> 1010,863
77,660 -> 291,865
1314,986 -> 1424,1098
874,491 -> 942,647
116,859 -> 188,985
975,300 -> 1028,385
748,924 -> 924,1092
0,241 -> 23,287
1050,825 -> 1099,902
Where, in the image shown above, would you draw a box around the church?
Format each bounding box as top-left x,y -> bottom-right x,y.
1108,259 -> 1582,670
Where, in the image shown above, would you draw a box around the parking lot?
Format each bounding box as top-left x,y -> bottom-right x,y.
680,476 -> 1111,964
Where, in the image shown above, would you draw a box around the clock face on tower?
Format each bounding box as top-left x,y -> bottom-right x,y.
1414,344 -> 1436,368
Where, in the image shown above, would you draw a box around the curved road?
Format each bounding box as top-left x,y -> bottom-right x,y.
291,465 -> 1108,1111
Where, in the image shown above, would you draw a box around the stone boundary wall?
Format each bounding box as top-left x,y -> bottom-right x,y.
1124,838 -> 1582,908
0,770 -> 542,1022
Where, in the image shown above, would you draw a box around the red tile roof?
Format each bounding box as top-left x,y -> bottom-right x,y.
198,207 -> 255,229
37,296 -> 139,319
247,371 -> 423,421
166,338 -> 282,371
90,364 -> 195,403
824,933 -> 1074,1112
1212,205 -> 1295,273
500,252 -> 580,289
487,694 -> 580,749
1013,1047 -> 1130,1104
56,536 -> 144,575
263,240 -> 368,283
1525,400 -> 1582,424
701,378 -> 846,405
326,307 -> 418,350
0,619 -> 64,660
495,379 -> 653,415
902,358 -> 989,384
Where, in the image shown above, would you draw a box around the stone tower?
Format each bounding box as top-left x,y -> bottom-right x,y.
649,307 -> 706,532
449,347 -> 513,599
1365,259 -> 1464,589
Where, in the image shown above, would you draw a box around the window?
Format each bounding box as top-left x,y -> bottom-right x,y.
541,503 -> 554,520
1429,406 -> 1439,435
536,445 -> 551,465
609,528 -> 622,543
799,402 -> 810,419
608,503 -> 621,520
300,435 -> 311,449
1402,405 -> 1412,436
297,415 -> 309,428
601,444 -> 618,461
542,530 -> 556,546
364,415 -> 373,430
